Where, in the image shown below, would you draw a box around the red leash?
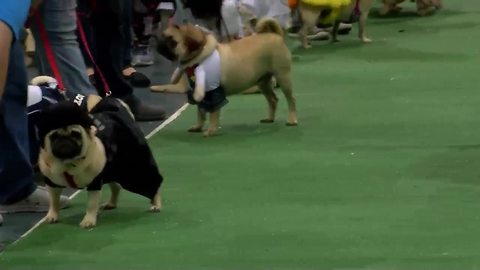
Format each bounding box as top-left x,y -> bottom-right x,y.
76,12 -> 111,96
33,12 -> 66,91
354,0 -> 361,15
32,8 -> 111,96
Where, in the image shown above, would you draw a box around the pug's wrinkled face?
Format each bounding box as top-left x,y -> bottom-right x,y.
45,124 -> 92,162
156,24 -> 207,63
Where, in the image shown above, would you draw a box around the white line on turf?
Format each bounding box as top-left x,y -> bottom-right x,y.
7,103 -> 189,249
10,190 -> 82,247
146,103 -> 189,139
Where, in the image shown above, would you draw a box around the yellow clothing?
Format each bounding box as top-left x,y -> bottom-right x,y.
302,0 -> 351,7
301,0 -> 353,24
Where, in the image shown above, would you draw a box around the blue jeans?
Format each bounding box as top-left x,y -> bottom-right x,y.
30,0 -> 96,95
0,42 -> 36,205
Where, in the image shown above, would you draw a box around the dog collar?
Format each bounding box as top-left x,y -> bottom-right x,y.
180,48 -> 204,66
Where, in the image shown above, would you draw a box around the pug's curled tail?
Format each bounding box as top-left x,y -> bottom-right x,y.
255,17 -> 284,37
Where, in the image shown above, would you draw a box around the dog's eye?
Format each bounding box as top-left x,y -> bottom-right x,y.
70,130 -> 82,139
50,133 -> 60,141
167,37 -> 177,48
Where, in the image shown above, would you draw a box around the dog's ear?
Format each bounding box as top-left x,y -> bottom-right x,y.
183,24 -> 206,53
37,101 -> 94,144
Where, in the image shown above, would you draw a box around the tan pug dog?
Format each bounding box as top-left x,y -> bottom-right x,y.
38,99 -> 164,229
380,0 -> 442,16
152,18 -> 298,137
297,0 -> 374,49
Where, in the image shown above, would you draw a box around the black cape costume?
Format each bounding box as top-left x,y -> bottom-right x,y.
42,97 -> 163,200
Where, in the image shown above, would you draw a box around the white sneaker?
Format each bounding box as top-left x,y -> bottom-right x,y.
308,28 -> 331,40
131,45 -> 155,67
0,186 -> 69,214
287,28 -> 330,40
322,23 -> 353,33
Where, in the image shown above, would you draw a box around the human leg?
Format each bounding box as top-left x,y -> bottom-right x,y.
92,0 -> 166,121
0,43 -> 69,213
30,0 -> 96,94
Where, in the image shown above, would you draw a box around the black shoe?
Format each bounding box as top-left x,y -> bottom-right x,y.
337,27 -> 352,35
121,94 -> 166,122
124,72 -> 151,88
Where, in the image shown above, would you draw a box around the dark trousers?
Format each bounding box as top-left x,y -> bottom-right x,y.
0,42 -> 36,204
78,0 -> 134,98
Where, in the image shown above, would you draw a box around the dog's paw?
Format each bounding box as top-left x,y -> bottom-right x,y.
45,211 -> 59,224
188,125 -> 203,133
203,129 -> 218,137
302,43 -> 312,49
361,37 -> 372,43
31,76 -> 57,87
378,7 -> 390,15
150,192 -> 162,212
150,85 -> 167,92
101,202 -> 117,210
260,119 -> 274,123
286,115 -> 298,126
150,205 -> 162,212
79,215 -> 97,229
193,91 -> 205,103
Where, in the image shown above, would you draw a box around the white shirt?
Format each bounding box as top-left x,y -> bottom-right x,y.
193,49 -> 221,92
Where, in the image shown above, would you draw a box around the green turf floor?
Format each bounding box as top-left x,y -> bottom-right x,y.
2,2 -> 480,269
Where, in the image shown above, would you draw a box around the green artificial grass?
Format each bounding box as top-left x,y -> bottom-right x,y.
2,1 -> 480,269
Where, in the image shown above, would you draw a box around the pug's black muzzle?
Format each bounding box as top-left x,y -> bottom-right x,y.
51,136 -> 83,160
156,35 -> 178,61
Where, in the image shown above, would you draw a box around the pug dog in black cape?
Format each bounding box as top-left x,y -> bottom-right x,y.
38,98 -> 163,229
